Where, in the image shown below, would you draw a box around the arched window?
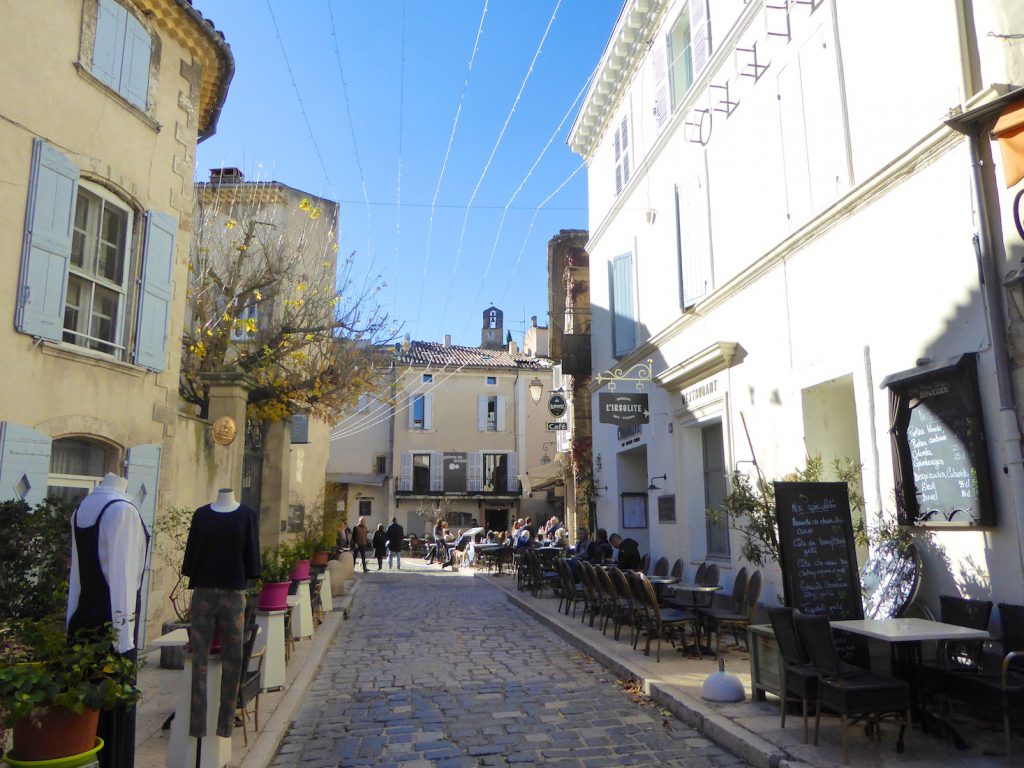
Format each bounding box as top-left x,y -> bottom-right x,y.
47,437 -> 116,506
488,310 -> 498,328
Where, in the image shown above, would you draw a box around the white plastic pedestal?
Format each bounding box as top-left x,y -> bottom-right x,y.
294,580 -> 314,638
166,652 -> 231,768
320,569 -> 333,613
254,608 -> 286,691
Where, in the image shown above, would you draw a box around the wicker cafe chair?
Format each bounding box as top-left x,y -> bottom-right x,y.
942,602 -> 1024,756
796,614 -> 912,765
653,557 -> 669,577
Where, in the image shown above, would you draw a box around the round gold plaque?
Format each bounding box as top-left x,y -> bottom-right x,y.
211,416 -> 237,446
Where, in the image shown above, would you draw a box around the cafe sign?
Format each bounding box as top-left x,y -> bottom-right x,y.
598,393 -> 649,425
548,393 -> 567,418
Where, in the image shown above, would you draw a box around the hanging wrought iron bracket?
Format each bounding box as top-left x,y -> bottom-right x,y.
596,359 -> 653,391
710,82 -> 739,117
737,43 -> 770,82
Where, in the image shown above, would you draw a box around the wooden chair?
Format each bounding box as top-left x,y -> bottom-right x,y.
796,614 -> 911,764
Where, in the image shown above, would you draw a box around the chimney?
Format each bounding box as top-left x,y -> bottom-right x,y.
401,333 -> 410,353
531,315 -> 537,327
210,167 -> 244,184
508,340 -> 519,354
444,334 -> 452,347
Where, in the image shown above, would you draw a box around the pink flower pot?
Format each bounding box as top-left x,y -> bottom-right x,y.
290,559 -> 311,581
258,580 -> 291,611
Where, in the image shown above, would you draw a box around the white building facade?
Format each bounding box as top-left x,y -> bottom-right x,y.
573,0 -> 1024,613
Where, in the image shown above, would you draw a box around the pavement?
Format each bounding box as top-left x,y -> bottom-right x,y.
132,557 -> 1018,768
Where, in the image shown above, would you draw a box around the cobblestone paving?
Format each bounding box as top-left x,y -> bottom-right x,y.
270,567 -> 751,768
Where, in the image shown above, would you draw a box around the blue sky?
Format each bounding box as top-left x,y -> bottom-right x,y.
194,0 -> 621,347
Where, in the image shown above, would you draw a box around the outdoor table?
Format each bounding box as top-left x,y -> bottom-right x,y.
831,617 -> 990,747
666,582 -> 723,655
475,543 -> 509,575
646,575 -> 680,603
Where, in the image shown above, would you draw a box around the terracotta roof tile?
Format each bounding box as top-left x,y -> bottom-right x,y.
395,341 -> 551,371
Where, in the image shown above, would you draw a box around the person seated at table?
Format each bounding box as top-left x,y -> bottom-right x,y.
573,528 -> 593,559
610,533 -> 641,570
524,517 -> 538,539
592,528 -> 613,563
514,526 -> 533,549
545,516 -> 561,540
448,530 -> 476,569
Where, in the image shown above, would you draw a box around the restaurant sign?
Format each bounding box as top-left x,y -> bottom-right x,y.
598,393 -> 649,425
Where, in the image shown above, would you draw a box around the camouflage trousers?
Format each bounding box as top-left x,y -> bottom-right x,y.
189,588 -> 245,738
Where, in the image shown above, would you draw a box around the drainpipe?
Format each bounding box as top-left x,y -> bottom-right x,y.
955,0 -> 1024,577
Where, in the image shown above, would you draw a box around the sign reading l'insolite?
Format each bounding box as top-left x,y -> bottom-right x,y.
598,393 -> 649,425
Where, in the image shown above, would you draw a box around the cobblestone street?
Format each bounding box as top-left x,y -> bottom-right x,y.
270,567 -> 750,768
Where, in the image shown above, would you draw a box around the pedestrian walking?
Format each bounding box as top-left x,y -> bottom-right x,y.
386,517 -> 405,569
371,523 -> 387,570
351,516 -> 370,573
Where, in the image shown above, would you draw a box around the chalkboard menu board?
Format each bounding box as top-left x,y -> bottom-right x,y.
883,353 -> 995,527
775,482 -> 863,621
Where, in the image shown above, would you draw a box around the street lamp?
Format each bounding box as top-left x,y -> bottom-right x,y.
529,377 -> 544,404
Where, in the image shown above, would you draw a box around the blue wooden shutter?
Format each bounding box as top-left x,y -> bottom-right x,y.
0,422 -> 52,506
467,452 -> 483,492
134,211 -> 176,371
429,451 -> 443,492
678,170 -> 712,308
610,253 -> 636,357
653,35 -> 669,128
17,140 -> 78,341
690,0 -> 710,75
92,0 -> 127,90
477,396 -> 488,431
398,452 -> 412,492
506,452 -> 519,492
496,395 -> 507,432
126,443 -> 161,647
120,12 -> 151,110
290,414 -> 310,444
423,393 -> 433,430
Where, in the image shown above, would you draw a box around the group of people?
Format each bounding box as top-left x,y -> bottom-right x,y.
341,516 -> 405,572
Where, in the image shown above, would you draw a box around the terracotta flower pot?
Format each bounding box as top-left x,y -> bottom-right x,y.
257,580 -> 291,611
311,550 -> 330,567
11,707 -> 99,761
289,559 -> 311,581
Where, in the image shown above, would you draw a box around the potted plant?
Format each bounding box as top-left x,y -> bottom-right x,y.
289,539 -> 313,581
0,617 -> 140,763
257,546 -> 295,611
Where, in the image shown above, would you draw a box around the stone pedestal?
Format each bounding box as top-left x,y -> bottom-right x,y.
200,372 -> 253,493
294,580 -> 314,639
255,609 -> 286,691
166,653 -> 231,768
327,558 -> 346,597
320,569 -> 333,613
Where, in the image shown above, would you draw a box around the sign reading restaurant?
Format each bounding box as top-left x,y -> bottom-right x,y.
598,393 -> 650,425
681,377 -> 718,407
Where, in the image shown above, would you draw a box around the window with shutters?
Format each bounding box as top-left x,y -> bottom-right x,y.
483,453 -> 509,493
412,396 -> 425,429
412,453 -> 431,493
609,252 -> 637,358
613,113 -> 632,197
485,396 -> 498,431
88,0 -> 154,112
65,185 -> 131,355
47,437 -> 115,507
374,455 -> 387,475
668,9 -> 694,110
15,140 -> 176,371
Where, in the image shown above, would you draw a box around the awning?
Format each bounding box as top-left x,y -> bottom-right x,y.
995,101 -> 1024,187
517,455 -> 565,496
326,473 -> 387,486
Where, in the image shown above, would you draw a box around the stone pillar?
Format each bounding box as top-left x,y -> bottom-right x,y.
259,419 -> 292,550
200,372 -> 252,496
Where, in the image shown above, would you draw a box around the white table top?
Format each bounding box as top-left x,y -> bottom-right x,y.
831,618 -> 990,643
151,627 -> 190,648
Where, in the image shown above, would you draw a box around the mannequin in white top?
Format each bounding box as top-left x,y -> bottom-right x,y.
210,487 -> 240,513
66,472 -> 148,653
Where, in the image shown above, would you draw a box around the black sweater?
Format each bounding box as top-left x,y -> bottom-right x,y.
181,504 -> 261,589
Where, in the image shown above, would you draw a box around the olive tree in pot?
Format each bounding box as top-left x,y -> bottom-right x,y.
153,506 -> 194,669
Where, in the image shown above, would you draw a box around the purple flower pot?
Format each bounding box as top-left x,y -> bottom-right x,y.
258,580 -> 291,611
290,559 -> 311,581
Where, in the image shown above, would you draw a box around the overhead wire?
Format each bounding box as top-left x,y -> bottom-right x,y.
266,0 -> 334,193
326,0 -> 374,258
435,0 -> 564,339
413,0 -> 490,328
460,63 -> 596,336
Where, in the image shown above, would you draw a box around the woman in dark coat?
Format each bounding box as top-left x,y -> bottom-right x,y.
371,523 -> 388,570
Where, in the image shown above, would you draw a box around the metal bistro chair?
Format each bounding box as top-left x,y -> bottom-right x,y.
653,557 -> 669,577
578,562 -> 604,628
942,602 -> 1024,756
595,566 -> 629,638
632,572 -> 693,662
796,614 -> 912,765
640,552 -> 651,574
608,566 -> 640,643
555,559 -> 586,618
670,558 -> 684,580
704,569 -> 760,658
527,550 -> 560,598
235,618 -> 265,746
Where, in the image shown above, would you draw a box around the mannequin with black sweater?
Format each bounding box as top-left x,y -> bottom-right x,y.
181,488 -> 260,739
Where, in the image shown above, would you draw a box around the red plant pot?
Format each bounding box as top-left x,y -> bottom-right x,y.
289,559 -> 311,581
311,551 -> 330,567
11,707 -> 99,760
258,580 -> 291,611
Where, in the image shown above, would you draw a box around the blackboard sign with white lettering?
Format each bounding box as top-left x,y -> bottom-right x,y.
883,354 -> 995,527
775,482 -> 863,621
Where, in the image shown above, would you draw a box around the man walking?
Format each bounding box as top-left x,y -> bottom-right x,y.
351,516 -> 370,573
386,517 -> 405,569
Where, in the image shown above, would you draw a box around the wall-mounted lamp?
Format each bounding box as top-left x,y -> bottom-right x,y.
529,377 -> 544,404
648,474 -> 667,491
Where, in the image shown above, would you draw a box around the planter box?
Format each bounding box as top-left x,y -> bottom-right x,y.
746,624 -> 782,701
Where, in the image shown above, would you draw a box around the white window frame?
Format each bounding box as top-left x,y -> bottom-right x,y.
412,453 -> 431,493
422,373 -> 433,383
65,182 -> 133,357
612,110 -> 632,198
412,394 -> 426,430
668,8 -> 694,111
485,375 -> 497,386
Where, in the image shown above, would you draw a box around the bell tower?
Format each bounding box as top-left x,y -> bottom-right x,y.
481,306 -> 503,349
